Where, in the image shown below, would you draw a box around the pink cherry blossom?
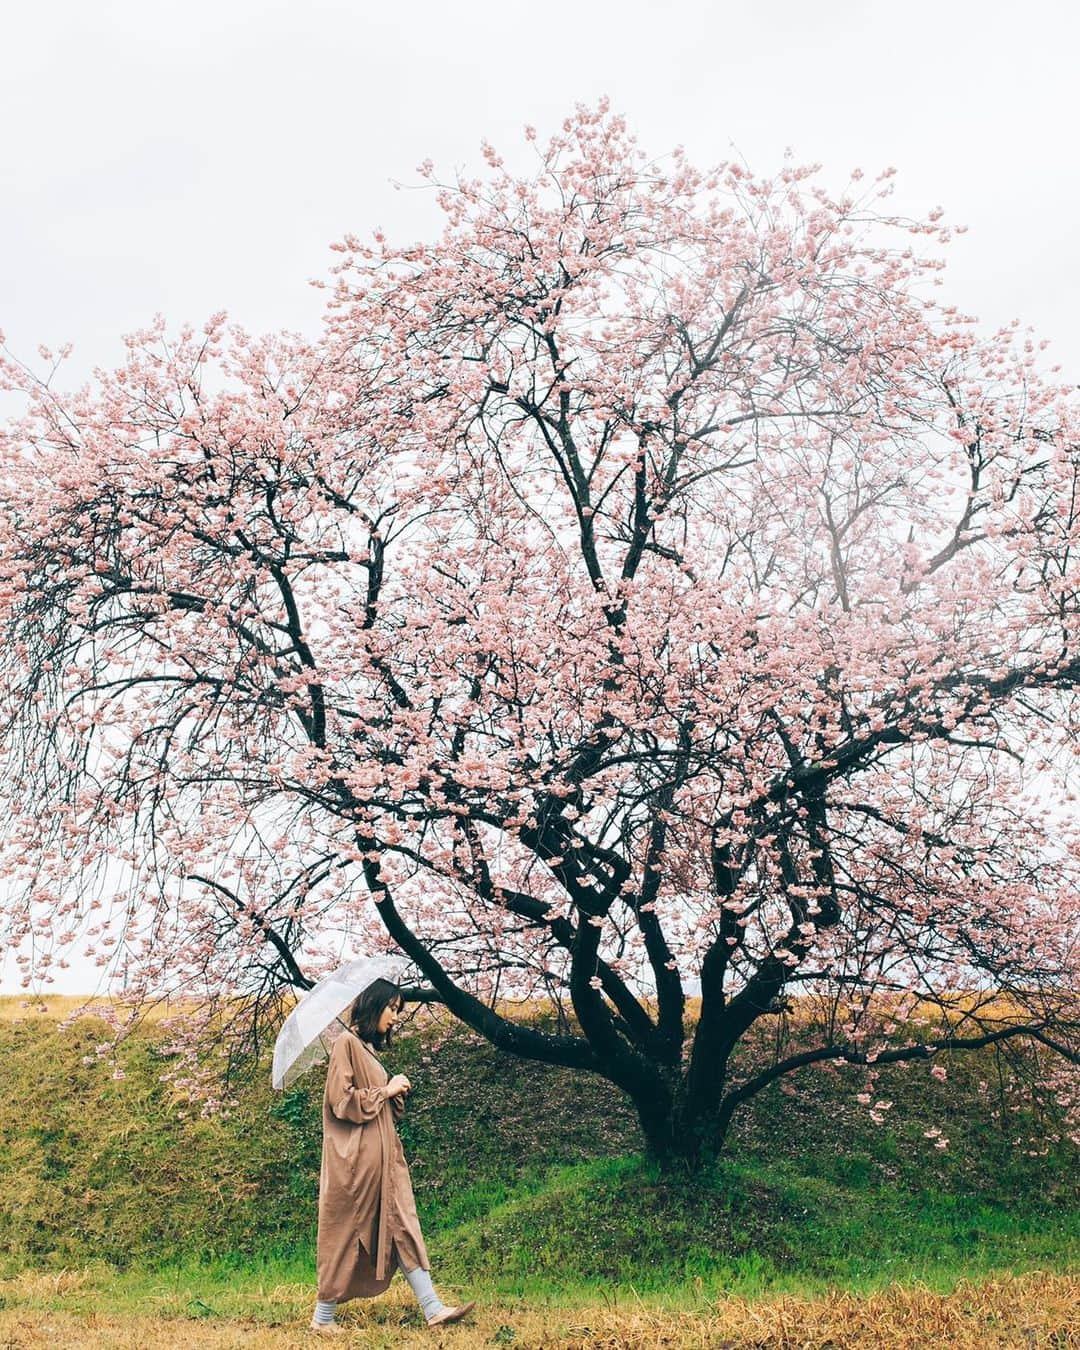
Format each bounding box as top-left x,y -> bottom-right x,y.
0,104 -> 1077,1162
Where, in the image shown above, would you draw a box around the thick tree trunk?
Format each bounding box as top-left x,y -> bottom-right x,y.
634,1084 -> 732,1170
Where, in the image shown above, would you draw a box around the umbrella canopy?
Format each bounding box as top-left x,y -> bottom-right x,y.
271,953 -> 407,1091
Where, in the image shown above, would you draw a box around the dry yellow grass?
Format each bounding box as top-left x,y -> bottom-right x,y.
0,995 -> 194,1024
4,988 -> 1038,1029
0,995 -> 104,1021
0,1271 -> 1075,1348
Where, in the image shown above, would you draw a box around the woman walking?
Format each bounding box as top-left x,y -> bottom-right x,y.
310,977 -> 475,1334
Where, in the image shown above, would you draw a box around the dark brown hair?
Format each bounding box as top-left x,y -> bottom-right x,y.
348,978 -> 404,1050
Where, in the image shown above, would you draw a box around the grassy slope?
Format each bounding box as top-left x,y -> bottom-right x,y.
0,996 -> 1076,1311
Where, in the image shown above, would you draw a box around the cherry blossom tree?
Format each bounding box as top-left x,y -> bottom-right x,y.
1,103 -> 1078,1162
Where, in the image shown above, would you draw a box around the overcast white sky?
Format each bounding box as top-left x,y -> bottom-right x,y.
3,0 -> 1079,993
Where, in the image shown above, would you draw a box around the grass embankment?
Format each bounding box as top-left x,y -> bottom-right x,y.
0,995 -> 1076,1346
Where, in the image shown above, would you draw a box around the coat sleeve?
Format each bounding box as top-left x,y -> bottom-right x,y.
325,1036 -> 390,1124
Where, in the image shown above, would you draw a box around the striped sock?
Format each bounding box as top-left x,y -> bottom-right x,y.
401,1265 -> 445,1321
312,1299 -> 337,1326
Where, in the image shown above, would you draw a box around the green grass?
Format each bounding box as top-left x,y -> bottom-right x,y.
0,997 -> 1076,1316
427,1153 -> 1078,1300
1,1156 -> 1074,1322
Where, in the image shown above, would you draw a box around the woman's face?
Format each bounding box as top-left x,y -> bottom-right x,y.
376,998 -> 403,1035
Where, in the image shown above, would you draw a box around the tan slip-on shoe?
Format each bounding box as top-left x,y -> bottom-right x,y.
426,1300 -> 477,1328
309,1320 -> 346,1335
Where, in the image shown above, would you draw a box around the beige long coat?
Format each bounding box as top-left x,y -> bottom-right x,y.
316,1030 -> 430,1302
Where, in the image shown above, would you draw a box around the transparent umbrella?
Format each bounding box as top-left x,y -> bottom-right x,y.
271,953 -> 408,1091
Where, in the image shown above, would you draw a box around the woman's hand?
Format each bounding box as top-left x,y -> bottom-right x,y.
386,1073 -> 412,1100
